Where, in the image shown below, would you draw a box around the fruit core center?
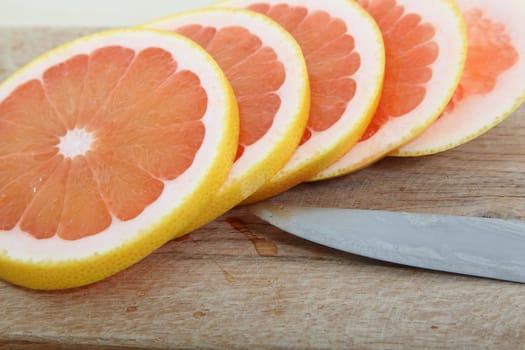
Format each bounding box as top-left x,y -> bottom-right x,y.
58,128 -> 94,158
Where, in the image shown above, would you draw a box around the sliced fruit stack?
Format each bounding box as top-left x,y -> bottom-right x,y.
0,0 -> 523,290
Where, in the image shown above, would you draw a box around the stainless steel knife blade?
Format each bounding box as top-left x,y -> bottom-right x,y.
249,204 -> 525,283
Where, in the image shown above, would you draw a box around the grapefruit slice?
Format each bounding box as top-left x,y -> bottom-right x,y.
0,29 -> 239,290
222,0 -> 385,202
394,0 -> 525,156
313,0 -> 467,180
144,8 -> 309,230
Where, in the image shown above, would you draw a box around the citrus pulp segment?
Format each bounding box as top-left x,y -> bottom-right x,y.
0,29 -> 239,290
394,0 -> 525,156
221,0 -> 385,202
313,0 -> 467,180
144,8 -> 310,229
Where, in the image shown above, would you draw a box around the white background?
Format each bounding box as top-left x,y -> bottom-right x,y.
0,0 -> 215,27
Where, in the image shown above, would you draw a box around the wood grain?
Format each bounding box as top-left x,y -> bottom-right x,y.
1,28 -> 525,350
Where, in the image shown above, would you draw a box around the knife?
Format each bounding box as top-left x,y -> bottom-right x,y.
249,204 -> 525,283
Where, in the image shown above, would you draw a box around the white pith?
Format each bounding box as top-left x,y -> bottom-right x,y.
224,0 -> 385,180
0,30 -> 232,261
318,0 -> 467,176
146,8 -> 308,198
397,0 -> 525,155
58,128 -> 93,158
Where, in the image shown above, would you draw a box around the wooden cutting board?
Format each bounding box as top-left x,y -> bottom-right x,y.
1,28 -> 524,350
